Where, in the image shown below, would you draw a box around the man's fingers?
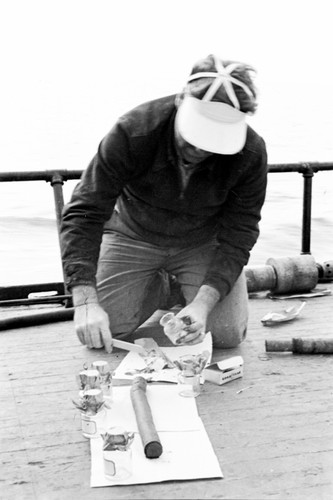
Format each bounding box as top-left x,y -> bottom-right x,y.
87,325 -> 104,348
100,328 -> 113,353
184,332 -> 206,345
77,325 -> 110,351
178,320 -> 205,344
76,328 -> 86,346
180,331 -> 201,344
183,320 -> 204,334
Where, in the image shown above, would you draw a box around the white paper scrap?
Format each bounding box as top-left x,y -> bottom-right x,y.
113,332 -> 212,383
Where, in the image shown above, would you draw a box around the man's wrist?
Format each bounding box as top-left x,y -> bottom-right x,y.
192,285 -> 220,313
72,285 -> 99,307
74,301 -> 99,307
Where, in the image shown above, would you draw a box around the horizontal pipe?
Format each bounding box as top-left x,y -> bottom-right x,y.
0,295 -> 71,307
0,170 -> 82,182
267,162 -> 333,173
0,308 -> 74,331
0,163 -> 333,183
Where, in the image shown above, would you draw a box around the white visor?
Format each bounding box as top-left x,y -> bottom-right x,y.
176,94 -> 247,155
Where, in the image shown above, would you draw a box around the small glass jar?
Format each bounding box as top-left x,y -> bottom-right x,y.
104,449 -> 132,480
178,372 -> 201,397
81,407 -> 106,439
79,388 -> 106,438
92,360 -> 113,404
102,426 -> 134,481
159,312 -> 187,344
78,368 -> 101,391
175,353 -> 209,397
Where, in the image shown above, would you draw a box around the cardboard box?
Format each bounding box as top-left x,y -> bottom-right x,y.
203,356 -> 243,386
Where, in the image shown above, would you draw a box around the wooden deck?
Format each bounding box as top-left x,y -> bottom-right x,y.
1,284 -> 333,500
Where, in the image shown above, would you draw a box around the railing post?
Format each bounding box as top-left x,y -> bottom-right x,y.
50,173 -> 65,233
301,164 -> 314,255
49,174 -> 70,299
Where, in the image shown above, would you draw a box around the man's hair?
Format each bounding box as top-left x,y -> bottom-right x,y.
188,54 -> 258,114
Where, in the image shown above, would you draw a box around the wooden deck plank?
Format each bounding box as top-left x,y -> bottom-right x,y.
0,284 -> 332,499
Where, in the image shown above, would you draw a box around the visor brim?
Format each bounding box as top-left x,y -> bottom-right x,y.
176,95 -> 247,155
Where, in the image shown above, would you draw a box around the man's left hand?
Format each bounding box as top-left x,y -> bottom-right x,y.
174,284 -> 221,345
175,303 -> 207,345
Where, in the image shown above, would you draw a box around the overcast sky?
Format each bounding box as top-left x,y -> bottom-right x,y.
1,0 -> 333,170
2,0 -> 331,85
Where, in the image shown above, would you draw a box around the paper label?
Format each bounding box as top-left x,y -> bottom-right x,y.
104,457 -> 116,476
81,415 -> 97,435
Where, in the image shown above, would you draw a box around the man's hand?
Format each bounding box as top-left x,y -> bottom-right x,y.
74,302 -> 113,353
72,284 -> 112,353
175,285 -> 220,345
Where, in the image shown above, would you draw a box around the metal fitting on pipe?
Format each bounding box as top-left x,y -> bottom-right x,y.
245,255 -> 319,293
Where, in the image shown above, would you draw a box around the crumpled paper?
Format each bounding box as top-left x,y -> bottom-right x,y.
261,301 -> 306,326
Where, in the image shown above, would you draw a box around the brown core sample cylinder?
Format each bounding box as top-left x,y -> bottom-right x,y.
130,376 -> 163,459
266,337 -> 333,354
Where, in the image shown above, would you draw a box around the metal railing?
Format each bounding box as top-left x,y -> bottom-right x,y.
266,162 -> 333,255
1,162 -> 333,286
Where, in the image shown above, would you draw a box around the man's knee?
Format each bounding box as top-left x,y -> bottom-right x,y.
211,324 -> 247,349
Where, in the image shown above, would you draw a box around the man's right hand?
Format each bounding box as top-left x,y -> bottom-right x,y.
74,303 -> 113,353
71,284 -> 113,353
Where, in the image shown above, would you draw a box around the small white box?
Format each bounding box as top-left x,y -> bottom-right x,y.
203,356 -> 244,386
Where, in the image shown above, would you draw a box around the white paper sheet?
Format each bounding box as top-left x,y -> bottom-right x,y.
113,332 -> 213,383
90,383 -> 223,487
